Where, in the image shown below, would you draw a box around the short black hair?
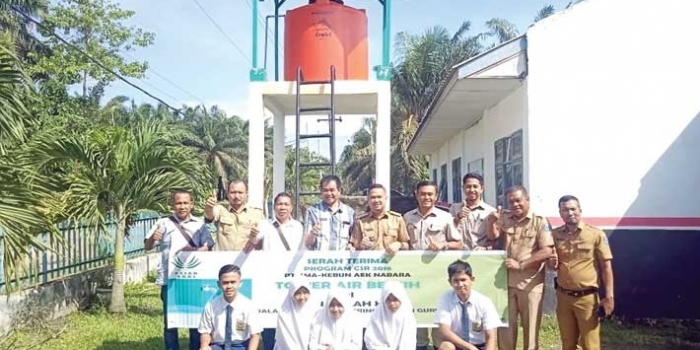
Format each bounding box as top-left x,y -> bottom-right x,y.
228,179 -> 247,191
274,192 -> 293,204
172,189 -> 193,202
218,264 -> 241,279
415,180 -> 438,193
320,175 -> 342,190
462,173 -> 484,186
505,185 -> 529,199
367,183 -> 386,192
558,195 -> 580,208
447,259 -> 473,280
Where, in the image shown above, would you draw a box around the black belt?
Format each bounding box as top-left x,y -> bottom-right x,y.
459,344 -> 486,350
554,278 -> 598,298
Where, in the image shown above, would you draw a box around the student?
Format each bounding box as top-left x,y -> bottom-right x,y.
309,289 -> 363,350
364,281 -> 418,350
434,260 -> 499,350
274,280 -> 316,350
198,264 -> 261,350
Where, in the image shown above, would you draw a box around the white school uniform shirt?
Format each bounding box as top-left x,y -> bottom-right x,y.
309,289 -> 363,350
433,289 -> 500,345
449,201 -> 496,249
144,215 -> 210,286
274,280 -> 317,350
364,281 -> 417,350
198,294 -> 262,344
252,217 -> 305,251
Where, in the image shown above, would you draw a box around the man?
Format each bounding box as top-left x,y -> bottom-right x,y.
450,173 -> 497,250
435,260 -> 499,350
248,192 -> 305,350
349,183 -> 410,254
404,180 -> 460,350
487,185 -> 554,350
204,180 -> 266,251
144,189 -> 214,350
304,175 -> 356,251
549,195 -> 614,350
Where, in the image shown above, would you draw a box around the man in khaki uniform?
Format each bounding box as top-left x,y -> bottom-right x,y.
487,185 -> 554,350
449,173 -> 497,250
349,184 -> 409,254
549,195 -> 614,350
204,179 -> 266,251
404,180 -> 460,350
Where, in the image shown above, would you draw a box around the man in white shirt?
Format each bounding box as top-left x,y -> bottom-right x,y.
434,260 -> 500,350
248,192 -> 305,350
198,264 -> 262,350
144,189 -> 214,350
449,173 -> 497,250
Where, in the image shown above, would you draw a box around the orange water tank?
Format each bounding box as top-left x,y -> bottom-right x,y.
284,0 -> 369,82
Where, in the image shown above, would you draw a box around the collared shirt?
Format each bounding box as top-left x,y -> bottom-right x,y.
198,294 -> 262,344
252,217 -> 305,251
145,215 -> 213,286
497,211 -> 554,290
212,204 -> 266,251
552,221 -> 613,290
434,290 -> 501,345
350,210 -> 410,250
304,201 -> 355,251
403,207 -> 459,250
450,201 -> 497,249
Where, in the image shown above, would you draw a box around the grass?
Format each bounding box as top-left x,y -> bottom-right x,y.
5,283 -> 700,350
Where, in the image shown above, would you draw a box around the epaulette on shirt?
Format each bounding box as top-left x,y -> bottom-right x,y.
356,211 -> 371,220
388,210 -> 402,217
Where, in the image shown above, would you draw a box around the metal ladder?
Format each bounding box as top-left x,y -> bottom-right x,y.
293,65 -> 338,219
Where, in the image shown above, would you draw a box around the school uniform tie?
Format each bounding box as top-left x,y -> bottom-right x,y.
225,305 -> 233,350
461,302 -> 471,342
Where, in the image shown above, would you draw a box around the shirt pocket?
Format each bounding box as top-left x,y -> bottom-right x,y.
219,217 -> 236,236
575,242 -> 595,259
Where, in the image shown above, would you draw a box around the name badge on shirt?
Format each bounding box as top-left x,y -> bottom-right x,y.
472,322 -> 483,332
236,319 -> 247,331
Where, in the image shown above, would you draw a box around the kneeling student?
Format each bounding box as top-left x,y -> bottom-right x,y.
274,280 -> 316,350
198,264 -> 261,350
434,260 -> 499,350
309,289 -> 363,350
364,280 -> 417,350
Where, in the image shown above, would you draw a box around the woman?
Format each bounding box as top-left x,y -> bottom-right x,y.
274,280 -> 315,350
309,289 -> 363,350
364,281 -> 417,350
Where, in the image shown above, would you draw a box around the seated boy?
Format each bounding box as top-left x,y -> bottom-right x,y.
198,264 -> 261,350
434,259 -> 499,350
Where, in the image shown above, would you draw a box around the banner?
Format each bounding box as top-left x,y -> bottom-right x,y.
167,250 -> 508,329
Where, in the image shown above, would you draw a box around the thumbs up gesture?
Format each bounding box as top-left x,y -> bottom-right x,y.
152,223 -> 163,241
458,200 -> 471,219
205,190 -> 218,220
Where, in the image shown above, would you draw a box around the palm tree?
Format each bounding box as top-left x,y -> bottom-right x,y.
181,106 -> 248,183
33,119 -> 211,313
484,18 -> 519,46
0,0 -> 48,59
0,42 -> 60,289
389,23 -> 483,193
339,117 -> 376,194
534,5 -> 556,22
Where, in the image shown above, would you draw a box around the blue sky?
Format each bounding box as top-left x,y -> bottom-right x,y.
104,0 -> 574,155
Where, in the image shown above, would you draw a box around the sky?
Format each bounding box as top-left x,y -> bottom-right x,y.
103,0 -> 575,157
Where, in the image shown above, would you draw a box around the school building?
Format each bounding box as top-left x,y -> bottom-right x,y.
407,0 -> 700,319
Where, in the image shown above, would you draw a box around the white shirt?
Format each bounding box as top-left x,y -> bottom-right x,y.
403,207 -> 460,250
198,294 -> 262,344
144,215 -> 211,286
433,290 -> 500,345
252,217 -> 305,251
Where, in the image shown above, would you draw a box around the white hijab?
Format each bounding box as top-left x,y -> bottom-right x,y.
363,281 -> 417,350
274,280 -> 315,350
310,289 -> 362,350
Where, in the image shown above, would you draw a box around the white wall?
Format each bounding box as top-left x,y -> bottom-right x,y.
526,0 -> 700,220
431,84 -> 528,205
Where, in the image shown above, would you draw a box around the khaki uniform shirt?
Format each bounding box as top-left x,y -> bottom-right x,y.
212,204 -> 266,251
497,211 -> 554,290
552,222 -> 613,290
350,211 -> 410,250
403,207 -> 459,250
449,201 -> 497,249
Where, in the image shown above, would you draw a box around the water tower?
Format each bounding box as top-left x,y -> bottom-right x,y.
247,0 -> 393,216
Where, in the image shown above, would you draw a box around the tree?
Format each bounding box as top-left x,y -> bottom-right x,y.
33,119 -> 211,313
31,0 -> 154,98
339,117 -> 376,194
0,0 -> 48,59
534,5 -> 556,22
484,18 -> 519,46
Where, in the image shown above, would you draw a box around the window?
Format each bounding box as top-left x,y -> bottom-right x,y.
439,164 -> 448,202
494,129 -> 524,207
468,158 -> 485,200
432,168 -> 437,183
452,157 -> 462,202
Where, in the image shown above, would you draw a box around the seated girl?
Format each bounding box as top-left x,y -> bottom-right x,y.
309,289 -> 363,350
364,281 -> 417,350
274,280 -> 316,350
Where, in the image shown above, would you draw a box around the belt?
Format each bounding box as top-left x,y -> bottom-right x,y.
554,278 -> 598,298
459,344 -> 486,350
